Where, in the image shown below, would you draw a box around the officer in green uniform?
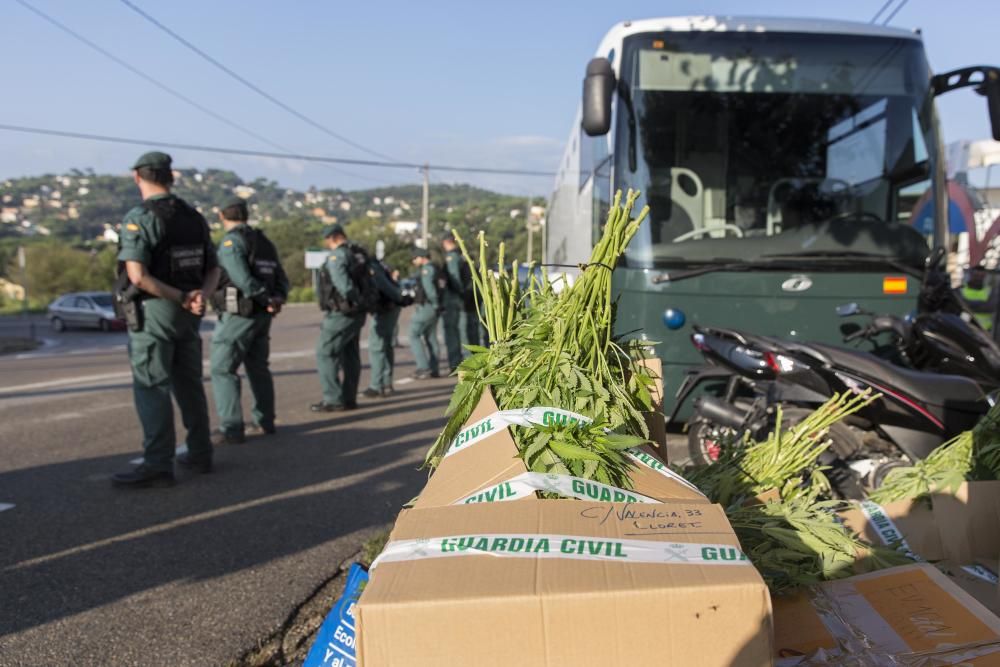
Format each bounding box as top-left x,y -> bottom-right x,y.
961,264 -> 996,331
112,151 -> 220,487
362,261 -> 413,398
441,234 -> 470,372
209,198 -> 290,443
312,224 -> 367,411
410,248 -> 441,379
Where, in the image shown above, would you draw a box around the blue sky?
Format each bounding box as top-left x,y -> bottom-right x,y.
0,0 -> 996,196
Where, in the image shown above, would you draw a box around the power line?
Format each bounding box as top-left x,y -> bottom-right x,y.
12,0 -> 387,185
0,123 -> 556,177
117,0 -> 403,165
881,0 -> 910,24
870,0 -> 895,23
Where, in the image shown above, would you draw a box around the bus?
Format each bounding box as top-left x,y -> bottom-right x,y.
546,16 -> 1000,414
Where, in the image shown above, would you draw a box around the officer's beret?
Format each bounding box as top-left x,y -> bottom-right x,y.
322,223 -> 346,238
413,247 -> 430,259
132,151 -> 172,170
222,197 -> 248,211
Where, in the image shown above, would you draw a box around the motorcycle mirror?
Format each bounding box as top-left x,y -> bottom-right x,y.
925,246 -> 946,271
836,303 -> 861,317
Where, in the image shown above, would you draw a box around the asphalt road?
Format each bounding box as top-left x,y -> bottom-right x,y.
0,304 -> 452,666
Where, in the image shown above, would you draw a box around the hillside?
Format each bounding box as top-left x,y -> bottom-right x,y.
0,168 -> 546,308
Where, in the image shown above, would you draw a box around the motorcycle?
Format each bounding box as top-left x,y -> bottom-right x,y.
669,249 -> 994,496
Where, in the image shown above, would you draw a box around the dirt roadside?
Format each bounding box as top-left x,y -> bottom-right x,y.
229,529 -> 390,667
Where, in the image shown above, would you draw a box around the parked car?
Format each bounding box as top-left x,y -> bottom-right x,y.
48,292 -> 125,332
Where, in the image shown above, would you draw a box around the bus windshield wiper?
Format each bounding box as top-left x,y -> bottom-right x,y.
760,250 -> 924,277
650,258 -> 782,284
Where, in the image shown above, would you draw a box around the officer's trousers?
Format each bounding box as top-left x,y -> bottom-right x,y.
316,311 -> 365,406
409,306 -> 439,373
368,306 -> 400,391
128,299 -> 212,471
210,311 -> 274,436
442,298 -> 464,370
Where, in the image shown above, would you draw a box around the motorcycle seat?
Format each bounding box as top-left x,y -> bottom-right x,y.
801,342 -> 984,406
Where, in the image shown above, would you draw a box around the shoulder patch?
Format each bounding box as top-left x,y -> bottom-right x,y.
126,223 -> 140,231
223,239 -> 233,247
329,255 -> 337,262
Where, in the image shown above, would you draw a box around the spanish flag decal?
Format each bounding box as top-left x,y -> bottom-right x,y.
126,223 -> 139,231
883,276 -> 907,294
223,240 -> 233,247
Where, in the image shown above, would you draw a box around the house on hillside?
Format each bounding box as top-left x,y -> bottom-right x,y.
0,278 -> 25,302
101,224 -> 119,243
366,210 -> 383,219
392,221 -> 419,236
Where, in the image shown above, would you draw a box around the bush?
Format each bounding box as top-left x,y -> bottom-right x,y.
287,286 -> 315,303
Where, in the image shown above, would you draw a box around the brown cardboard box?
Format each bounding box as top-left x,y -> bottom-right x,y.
838,482 -> 1000,613
773,563 -> 1000,666
357,499 -> 772,666
412,388 -> 705,509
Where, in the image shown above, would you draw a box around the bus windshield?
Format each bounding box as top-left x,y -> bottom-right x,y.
613,31 -> 937,269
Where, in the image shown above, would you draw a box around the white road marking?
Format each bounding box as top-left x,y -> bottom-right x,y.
0,503 -> 15,513
0,371 -> 133,395
396,377 -> 414,385
130,445 -> 188,466
8,453 -> 425,571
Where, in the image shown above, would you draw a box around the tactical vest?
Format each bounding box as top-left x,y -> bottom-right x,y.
317,244 -> 380,315
144,196 -> 211,291
215,226 -> 280,297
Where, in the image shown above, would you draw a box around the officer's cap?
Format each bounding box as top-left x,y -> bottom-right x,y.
322,223 -> 346,238
441,232 -> 456,244
132,151 -> 172,171
220,197 -> 249,221
413,247 -> 430,259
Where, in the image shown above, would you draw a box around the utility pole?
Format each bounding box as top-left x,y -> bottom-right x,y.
17,245 -> 27,315
421,164 -> 430,248
525,196 -> 533,265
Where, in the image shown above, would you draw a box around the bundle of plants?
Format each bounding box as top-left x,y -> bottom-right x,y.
685,391 -> 878,507
423,190 -> 656,489
727,498 -> 909,593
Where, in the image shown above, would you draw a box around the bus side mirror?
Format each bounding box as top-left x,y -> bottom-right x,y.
582,58 -> 615,137
932,67 -> 1000,141
985,72 -> 1000,141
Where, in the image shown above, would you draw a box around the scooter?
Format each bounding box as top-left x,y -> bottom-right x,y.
671,323 -> 990,496
835,250 -> 1000,391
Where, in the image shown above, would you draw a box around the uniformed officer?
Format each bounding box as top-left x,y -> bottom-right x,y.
112,151 -> 220,487
410,248 -> 441,379
362,261 -> 413,398
312,224 -> 367,411
441,234 -> 470,372
209,198 -> 290,443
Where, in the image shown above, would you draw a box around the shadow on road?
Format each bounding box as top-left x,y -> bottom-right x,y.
0,381 -> 454,638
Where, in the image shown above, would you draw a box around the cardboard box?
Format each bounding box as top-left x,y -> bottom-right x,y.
838,482 -> 1000,613
413,388 -> 705,509
357,499 -> 772,666
773,563 -> 1000,665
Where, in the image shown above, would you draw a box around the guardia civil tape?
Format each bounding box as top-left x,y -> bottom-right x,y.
444,406 -> 591,458
455,471 -> 660,505
858,500 -> 922,562
303,563 -> 368,667
370,533 -> 751,570
624,447 -> 705,497
858,500 -> 1000,584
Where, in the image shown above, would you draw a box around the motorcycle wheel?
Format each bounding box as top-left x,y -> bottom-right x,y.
687,419 -> 737,466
